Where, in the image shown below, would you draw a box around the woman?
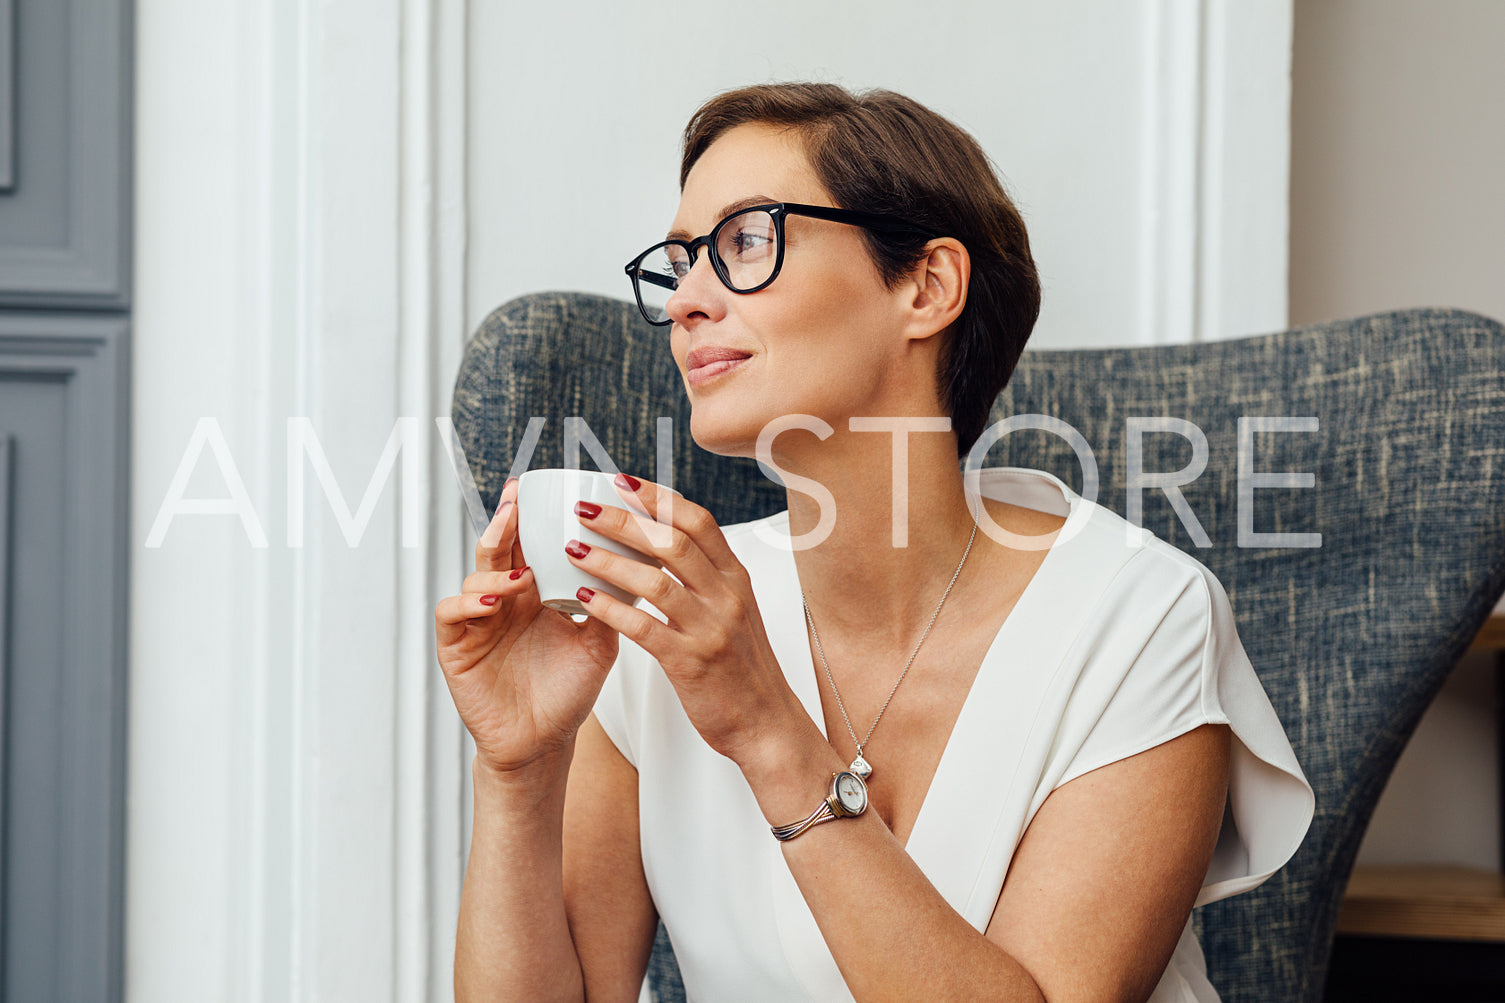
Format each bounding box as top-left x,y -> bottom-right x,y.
435,83 -> 1313,1001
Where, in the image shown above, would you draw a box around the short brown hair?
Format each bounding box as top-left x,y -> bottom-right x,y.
681,83 -> 1041,457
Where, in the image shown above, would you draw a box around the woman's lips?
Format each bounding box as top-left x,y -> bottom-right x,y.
686,348 -> 752,387
688,357 -> 750,386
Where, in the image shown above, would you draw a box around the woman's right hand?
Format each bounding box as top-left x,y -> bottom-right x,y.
434,477 -> 622,780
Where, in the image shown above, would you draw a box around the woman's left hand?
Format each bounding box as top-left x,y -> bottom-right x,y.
567,472 -> 805,766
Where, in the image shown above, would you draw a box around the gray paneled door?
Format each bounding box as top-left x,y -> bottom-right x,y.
0,0 -> 132,1000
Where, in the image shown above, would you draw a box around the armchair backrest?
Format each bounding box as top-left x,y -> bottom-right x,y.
992,309 -> 1505,998
452,292 -> 1505,1002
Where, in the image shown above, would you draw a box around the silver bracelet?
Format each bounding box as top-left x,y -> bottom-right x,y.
770,801 -> 837,842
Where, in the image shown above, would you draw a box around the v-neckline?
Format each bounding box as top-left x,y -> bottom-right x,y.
764,467 -> 1078,854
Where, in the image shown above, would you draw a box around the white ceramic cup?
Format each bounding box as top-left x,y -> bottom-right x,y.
516,469 -> 667,616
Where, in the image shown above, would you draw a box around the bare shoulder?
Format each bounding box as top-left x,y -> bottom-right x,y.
984,723 -> 1232,1001
980,497 -> 1067,538
958,498 -> 1068,612
562,713 -> 658,1001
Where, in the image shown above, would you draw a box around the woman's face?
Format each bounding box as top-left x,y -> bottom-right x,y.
664,123 -> 916,460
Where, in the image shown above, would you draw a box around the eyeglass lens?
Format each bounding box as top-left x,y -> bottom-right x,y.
631,208 -> 780,324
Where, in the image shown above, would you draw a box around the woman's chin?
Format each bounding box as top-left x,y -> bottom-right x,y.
687,412 -> 761,459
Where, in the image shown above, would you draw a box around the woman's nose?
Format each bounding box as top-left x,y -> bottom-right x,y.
666,252 -> 727,327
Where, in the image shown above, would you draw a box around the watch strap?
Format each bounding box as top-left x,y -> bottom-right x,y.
770,772 -> 864,842
770,800 -> 837,842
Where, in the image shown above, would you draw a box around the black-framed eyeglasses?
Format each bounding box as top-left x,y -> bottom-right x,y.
623,202 -> 935,327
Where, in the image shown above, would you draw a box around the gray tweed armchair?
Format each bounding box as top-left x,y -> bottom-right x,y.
451,291 -> 1505,1002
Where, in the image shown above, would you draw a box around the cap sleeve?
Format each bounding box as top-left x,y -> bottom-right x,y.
1051,548 -> 1315,907
1192,563 -> 1315,905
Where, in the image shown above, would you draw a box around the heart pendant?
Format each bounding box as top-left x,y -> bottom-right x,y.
849,754 -> 872,780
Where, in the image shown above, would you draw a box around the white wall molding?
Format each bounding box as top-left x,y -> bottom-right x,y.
395,0 -> 471,997
1138,0 -> 1292,344
132,0 -> 469,999
1138,0 -> 1204,346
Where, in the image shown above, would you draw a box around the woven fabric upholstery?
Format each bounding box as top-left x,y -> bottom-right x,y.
451,291 -> 1505,1003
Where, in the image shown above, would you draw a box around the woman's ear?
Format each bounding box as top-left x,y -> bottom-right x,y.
902,238 -> 970,342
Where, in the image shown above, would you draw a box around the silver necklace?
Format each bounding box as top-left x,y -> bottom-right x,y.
802,521 -> 978,781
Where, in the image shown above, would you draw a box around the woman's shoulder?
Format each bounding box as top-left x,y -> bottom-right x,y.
1029,472 -> 1226,593
963,470 -> 1236,645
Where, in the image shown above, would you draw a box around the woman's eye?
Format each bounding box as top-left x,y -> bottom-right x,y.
729,230 -> 774,256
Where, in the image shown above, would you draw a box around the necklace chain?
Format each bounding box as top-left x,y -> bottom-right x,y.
802,521 -> 978,780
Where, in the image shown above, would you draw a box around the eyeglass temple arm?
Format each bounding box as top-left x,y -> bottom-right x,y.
633,269 -> 677,292
779,202 -> 935,235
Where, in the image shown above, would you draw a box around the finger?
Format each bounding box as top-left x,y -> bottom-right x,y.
475,477 -> 521,573
573,608 -> 623,671
574,583 -> 675,655
473,499 -> 514,570
505,476 -> 527,569
610,473 -> 741,573
434,591 -> 507,648
564,539 -> 704,628
460,566 -> 534,596
576,498 -> 721,595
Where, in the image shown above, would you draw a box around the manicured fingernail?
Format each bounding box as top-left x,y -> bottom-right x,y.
565,539 -> 590,559
615,473 -> 642,492
494,498 -> 512,517
509,567 -> 527,580
576,587 -> 595,603
479,594 -> 499,606
575,501 -> 602,519
505,476 -> 518,489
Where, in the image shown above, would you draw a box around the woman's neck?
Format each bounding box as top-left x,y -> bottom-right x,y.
781,426 -> 988,649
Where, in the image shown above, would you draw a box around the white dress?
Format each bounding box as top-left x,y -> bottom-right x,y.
592,467 -> 1315,1002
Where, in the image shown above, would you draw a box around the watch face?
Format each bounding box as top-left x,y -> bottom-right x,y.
834,772 -> 868,814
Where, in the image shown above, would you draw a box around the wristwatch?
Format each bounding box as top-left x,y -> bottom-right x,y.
770,770 -> 869,842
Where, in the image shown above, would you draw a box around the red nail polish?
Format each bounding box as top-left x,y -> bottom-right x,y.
615,472 -> 642,492
565,539 -> 590,559
576,586 -> 595,603
504,476 -> 519,489
509,567 -> 526,580
575,501 -> 602,519
479,594 -> 499,606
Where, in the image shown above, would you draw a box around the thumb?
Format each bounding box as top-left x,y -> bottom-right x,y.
576,612 -> 622,673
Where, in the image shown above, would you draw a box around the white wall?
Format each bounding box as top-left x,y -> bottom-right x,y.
467,0 -> 1292,348
1291,0 -> 1505,331
129,2 -> 1295,1001
1290,0 -> 1505,870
